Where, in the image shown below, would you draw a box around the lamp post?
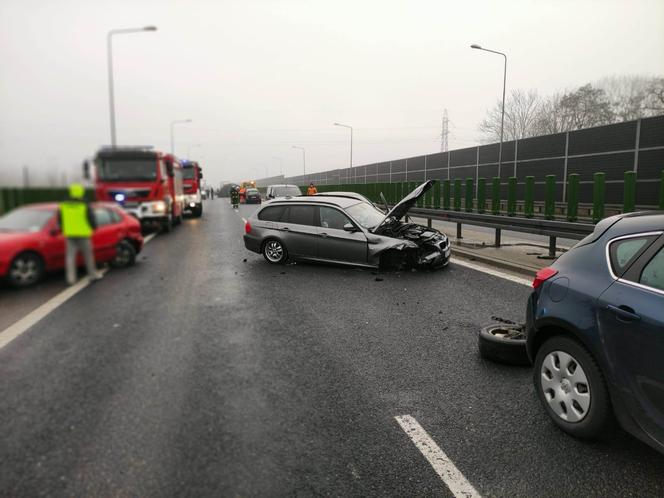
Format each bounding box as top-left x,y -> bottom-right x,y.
107,26 -> 157,147
187,144 -> 202,158
334,122 -> 353,182
272,156 -> 283,176
471,43 -> 507,178
292,146 -> 306,180
170,119 -> 192,156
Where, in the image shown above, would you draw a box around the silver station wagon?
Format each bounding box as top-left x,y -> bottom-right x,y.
243,181 -> 450,270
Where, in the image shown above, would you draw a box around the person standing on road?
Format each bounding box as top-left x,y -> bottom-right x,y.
307,182 -> 317,195
230,186 -> 240,209
59,183 -> 101,285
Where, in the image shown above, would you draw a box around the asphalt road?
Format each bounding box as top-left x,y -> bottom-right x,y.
1,199 -> 663,497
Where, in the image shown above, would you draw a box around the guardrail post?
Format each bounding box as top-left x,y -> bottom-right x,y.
442,180 -> 450,210
433,180 -> 441,209
495,228 -> 501,247
507,177 -> 517,216
465,178 -> 474,212
477,177 -> 486,214
660,170 -> 664,210
623,171 -> 636,213
548,236 -> 557,258
456,221 -> 462,239
593,172 -> 605,224
491,177 -> 500,215
524,176 -> 534,218
545,175 -> 555,220
567,173 -> 579,222
453,179 -> 461,211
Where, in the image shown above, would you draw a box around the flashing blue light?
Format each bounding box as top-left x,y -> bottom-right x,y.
114,193 -> 126,202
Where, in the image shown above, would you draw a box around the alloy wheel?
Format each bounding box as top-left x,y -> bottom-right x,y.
264,241 -> 284,262
10,256 -> 40,285
540,350 -> 591,423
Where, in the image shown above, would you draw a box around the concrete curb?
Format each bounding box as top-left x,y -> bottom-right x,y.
451,246 -> 541,278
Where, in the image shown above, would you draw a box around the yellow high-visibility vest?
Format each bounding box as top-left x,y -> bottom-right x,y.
60,201 -> 93,237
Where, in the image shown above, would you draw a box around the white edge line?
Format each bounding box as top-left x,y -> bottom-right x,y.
395,415 -> 481,498
0,231 -> 159,350
451,257 -> 532,287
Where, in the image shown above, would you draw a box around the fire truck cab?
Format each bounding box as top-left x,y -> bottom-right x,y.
181,160 -> 203,218
88,147 -> 185,233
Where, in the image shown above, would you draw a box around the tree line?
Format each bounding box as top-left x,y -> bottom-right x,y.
479,75 -> 664,142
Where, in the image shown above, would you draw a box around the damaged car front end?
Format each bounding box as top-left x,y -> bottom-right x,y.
368,180 -> 450,270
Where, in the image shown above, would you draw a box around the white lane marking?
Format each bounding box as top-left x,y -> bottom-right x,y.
451,258 -> 532,287
0,232 -> 158,351
395,415 -> 481,498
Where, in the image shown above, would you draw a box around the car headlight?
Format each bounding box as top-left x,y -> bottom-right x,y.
153,201 -> 167,212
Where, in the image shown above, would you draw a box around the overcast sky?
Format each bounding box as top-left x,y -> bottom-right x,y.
1,0 -> 663,187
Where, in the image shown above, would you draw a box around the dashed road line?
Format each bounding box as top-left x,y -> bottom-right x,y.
0,232 -> 158,351
451,258 -> 532,287
395,415 -> 481,498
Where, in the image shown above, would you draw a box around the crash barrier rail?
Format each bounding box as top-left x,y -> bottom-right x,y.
0,187 -> 95,215
304,168 -> 664,257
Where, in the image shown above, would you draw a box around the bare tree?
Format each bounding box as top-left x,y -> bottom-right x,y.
643,77 -> 664,114
479,89 -> 542,143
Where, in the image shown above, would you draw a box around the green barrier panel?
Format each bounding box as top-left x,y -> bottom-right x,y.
491,177 -> 500,215
507,177 -> 517,216
660,170 -> 664,210
433,180 -> 441,209
453,179 -> 461,211
567,174 -> 579,222
477,177 -> 486,214
623,171 -> 636,213
465,178 -> 474,212
417,181 -> 424,208
593,172 -> 606,223
393,182 -> 399,204
442,180 -> 450,210
545,175 -> 556,220
524,176 -> 534,218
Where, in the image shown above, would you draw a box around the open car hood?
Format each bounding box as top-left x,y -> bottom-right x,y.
371,180 -> 433,233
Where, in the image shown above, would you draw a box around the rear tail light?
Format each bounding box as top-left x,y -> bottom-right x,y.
245,221 -> 252,234
532,267 -> 558,290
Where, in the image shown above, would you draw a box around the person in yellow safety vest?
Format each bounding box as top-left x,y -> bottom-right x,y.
58,183 -> 101,285
307,182 -> 318,195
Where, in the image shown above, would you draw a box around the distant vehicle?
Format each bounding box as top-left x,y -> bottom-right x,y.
244,188 -> 262,204
526,211 -> 664,454
181,160 -> 203,217
243,181 -> 449,269
0,203 -> 143,287
265,184 -> 302,200
239,180 -> 257,203
87,147 -> 185,233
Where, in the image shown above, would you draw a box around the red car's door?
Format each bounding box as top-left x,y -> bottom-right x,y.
41,212 -> 66,270
91,207 -> 122,262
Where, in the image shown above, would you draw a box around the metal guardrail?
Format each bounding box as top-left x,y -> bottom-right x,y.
410,207 -> 595,258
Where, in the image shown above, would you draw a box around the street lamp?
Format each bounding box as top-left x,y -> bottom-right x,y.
170,119 -> 192,156
333,122 -> 353,182
107,26 -> 157,147
292,146 -> 306,179
187,143 -> 202,158
272,156 -> 284,176
471,43 -> 507,178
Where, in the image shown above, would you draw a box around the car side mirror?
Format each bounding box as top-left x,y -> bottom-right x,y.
343,222 -> 357,232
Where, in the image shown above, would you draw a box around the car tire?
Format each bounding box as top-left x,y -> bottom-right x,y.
262,239 -> 288,264
533,335 -> 614,439
111,239 -> 137,268
8,252 -> 44,287
478,323 -> 530,366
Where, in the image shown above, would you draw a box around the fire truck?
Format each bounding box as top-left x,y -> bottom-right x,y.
86,147 -> 185,233
181,160 -> 204,217
239,180 -> 256,203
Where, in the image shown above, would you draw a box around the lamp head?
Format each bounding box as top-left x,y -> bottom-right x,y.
143,26 -> 158,31
470,43 -> 482,49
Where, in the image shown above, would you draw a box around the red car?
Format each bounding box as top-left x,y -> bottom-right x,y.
0,202 -> 144,287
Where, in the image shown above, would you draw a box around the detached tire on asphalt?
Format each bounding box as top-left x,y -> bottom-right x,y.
262,239 -> 288,264
478,323 -> 530,366
533,335 -> 614,439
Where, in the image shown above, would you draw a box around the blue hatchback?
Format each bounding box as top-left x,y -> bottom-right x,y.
526,211 -> 664,454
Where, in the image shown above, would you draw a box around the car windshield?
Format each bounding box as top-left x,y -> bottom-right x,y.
346,201 -> 386,229
273,186 -> 301,197
247,189 -> 259,194
0,208 -> 54,232
182,168 -> 196,180
97,159 -> 158,182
